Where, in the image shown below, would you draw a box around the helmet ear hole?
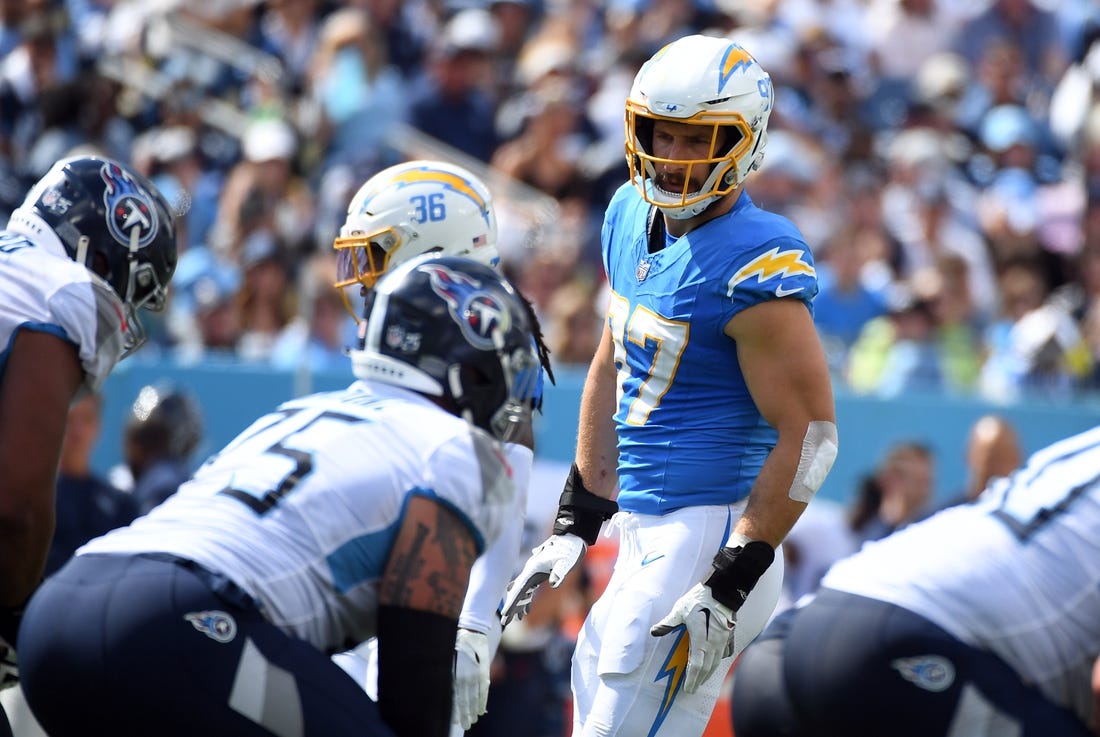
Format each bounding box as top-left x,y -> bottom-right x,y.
456,362 -> 505,432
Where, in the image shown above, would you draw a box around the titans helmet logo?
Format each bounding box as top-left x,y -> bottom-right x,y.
101,162 -> 159,250
421,263 -> 510,351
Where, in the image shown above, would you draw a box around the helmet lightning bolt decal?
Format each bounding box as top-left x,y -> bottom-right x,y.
727,247 -> 815,297
717,44 -> 755,94
649,626 -> 690,737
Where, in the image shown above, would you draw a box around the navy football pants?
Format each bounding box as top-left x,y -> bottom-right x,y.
18,554 -> 396,737
732,588 -> 1094,737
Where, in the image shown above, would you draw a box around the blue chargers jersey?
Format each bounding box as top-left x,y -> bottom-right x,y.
602,183 -> 818,515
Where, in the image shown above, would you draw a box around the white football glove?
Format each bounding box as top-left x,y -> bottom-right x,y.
452,629 -> 490,731
500,533 -> 586,626
650,583 -> 735,694
0,637 -> 17,691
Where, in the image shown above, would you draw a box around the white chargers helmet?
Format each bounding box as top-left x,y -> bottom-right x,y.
333,159 -> 499,316
625,35 -> 774,219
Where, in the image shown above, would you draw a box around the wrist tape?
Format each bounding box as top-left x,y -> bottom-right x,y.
552,463 -> 618,545
704,541 -> 775,611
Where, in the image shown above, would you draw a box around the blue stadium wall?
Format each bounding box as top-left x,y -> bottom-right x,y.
94,359 -> 1100,506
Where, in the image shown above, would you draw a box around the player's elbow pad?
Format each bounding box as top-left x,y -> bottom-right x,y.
376,605 -> 457,737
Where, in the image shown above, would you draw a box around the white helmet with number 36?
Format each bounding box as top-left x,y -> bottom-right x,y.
333,160 -> 499,315
625,35 -> 774,219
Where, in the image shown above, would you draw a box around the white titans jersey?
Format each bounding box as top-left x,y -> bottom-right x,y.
823,425 -> 1100,725
0,229 -> 125,391
82,380 -> 518,654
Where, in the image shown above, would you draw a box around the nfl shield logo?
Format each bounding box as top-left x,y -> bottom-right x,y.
636,259 -> 651,282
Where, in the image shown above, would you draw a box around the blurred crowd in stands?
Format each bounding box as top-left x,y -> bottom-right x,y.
3,0 -> 1100,404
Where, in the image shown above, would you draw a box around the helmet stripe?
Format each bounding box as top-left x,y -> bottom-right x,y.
361,168 -> 488,214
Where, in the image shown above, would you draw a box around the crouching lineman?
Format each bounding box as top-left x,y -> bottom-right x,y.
0,155 -> 178,736
16,254 -> 541,737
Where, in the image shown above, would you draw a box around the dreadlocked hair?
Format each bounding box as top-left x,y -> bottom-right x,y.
517,289 -> 555,394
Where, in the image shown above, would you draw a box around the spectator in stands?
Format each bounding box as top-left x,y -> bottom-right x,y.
979,257 -> 1048,395
133,124 -> 222,253
846,285 -> 944,397
0,5 -> 79,180
22,70 -> 133,182
813,225 -> 891,374
997,302 -> 1091,400
0,0 -> 26,59
955,37 -> 1036,145
864,0 -> 963,85
491,73 -> 594,203
47,392 -> 138,577
256,0 -> 322,90
349,0 -> 428,80
118,384 -> 204,516
488,0 -> 539,79
165,245 -> 243,360
236,231 -> 294,363
269,251 -> 356,375
944,413 -> 1023,507
1073,238 -> 1100,388
408,8 -> 501,163
212,116 -> 314,261
543,277 -> 602,367
305,6 -> 407,175
951,0 -> 1068,91
880,128 -> 998,322
848,441 -> 935,544
926,253 -> 986,391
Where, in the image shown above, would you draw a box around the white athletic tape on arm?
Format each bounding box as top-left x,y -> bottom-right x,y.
724,531 -> 753,549
789,420 -> 838,503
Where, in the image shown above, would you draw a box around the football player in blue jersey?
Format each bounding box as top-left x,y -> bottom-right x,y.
0,156 -> 177,737
501,34 -> 839,737
332,159 -> 554,734
732,424 -> 1100,737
